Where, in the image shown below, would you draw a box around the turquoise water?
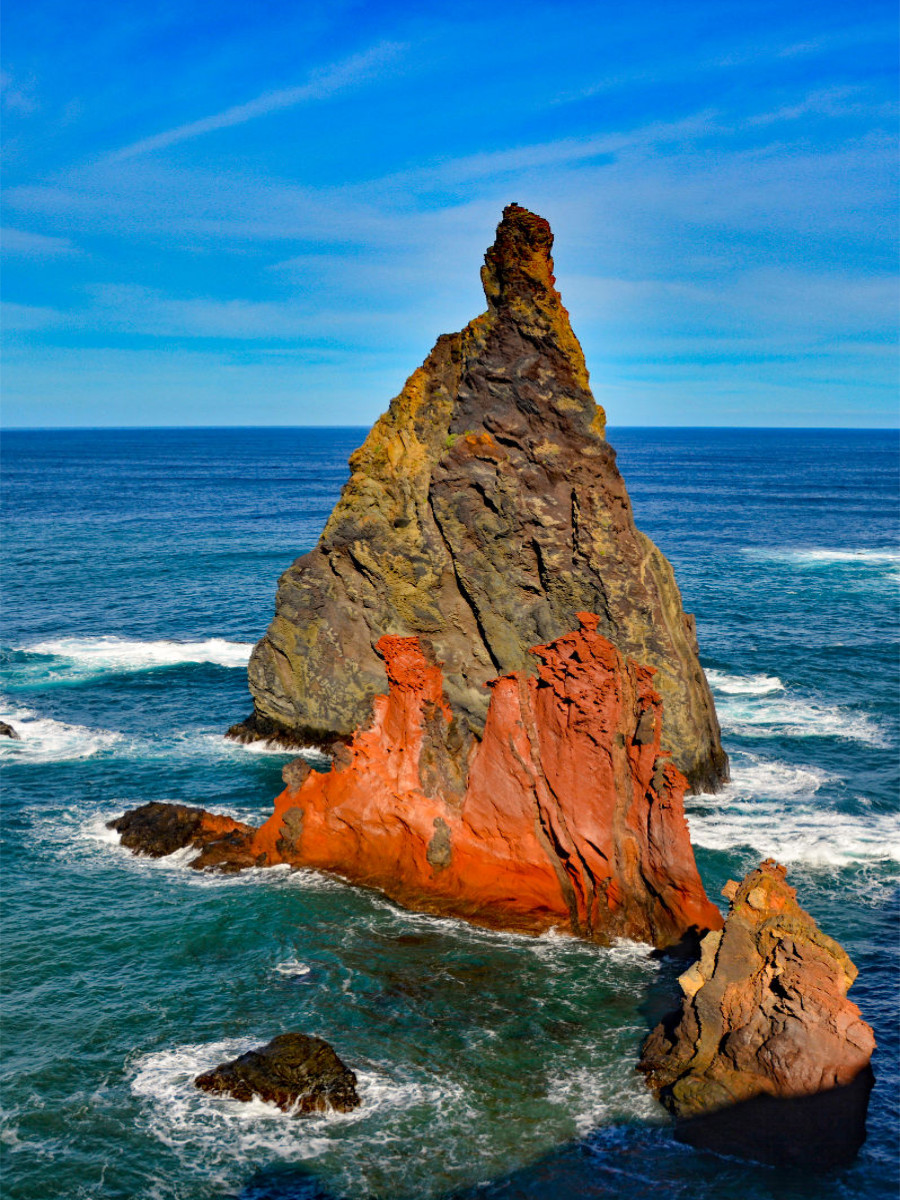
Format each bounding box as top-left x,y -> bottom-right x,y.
2,427 -> 897,1199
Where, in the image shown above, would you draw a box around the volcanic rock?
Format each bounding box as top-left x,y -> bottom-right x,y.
194,1032 -> 359,1115
639,860 -> 876,1166
0,722 -> 20,739
246,614 -> 722,947
108,801 -> 257,871
233,203 -> 727,794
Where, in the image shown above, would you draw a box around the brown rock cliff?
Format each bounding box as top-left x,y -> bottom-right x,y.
233,204 -> 727,793
639,860 -> 876,1165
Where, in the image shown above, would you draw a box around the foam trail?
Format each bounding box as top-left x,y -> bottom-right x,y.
18,636 -> 252,679
0,704 -> 123,762
742,547 -> 900,567
688,755 -> 900,866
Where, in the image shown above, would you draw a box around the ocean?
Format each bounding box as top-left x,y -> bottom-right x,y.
1,426 -> 897,1200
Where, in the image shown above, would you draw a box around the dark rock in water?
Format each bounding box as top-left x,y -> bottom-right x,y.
232,203 -> 727,794
108,801 -> 256,869
0,722 -> 20,740
639,859 -> 876,1167
194,1032 -> 360,1115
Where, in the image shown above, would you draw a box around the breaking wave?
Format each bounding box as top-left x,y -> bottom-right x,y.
706,671 -> 885,746
687,754 -> 900,867
0,703 -> 124,762
7,636 -> 252,684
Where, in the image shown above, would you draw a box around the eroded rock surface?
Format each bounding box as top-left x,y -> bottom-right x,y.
194,1032 -> 359,1115
0,722 -> 20,739
233,203 -> 727,793
236,614 -> 718,947
639,860 -> 875,1166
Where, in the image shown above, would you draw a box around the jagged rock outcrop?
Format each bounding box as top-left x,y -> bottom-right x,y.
639,860 -> 876,1166
0,722 -> 20,739
116,616 -> 722,947
231,203 -> 727,793
108,802 -> 257,872
195,1032 -> 359,1114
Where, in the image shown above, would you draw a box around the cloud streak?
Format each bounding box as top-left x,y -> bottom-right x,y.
107,41 -> 405,161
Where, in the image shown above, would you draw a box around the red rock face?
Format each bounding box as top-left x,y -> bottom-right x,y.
249,613 -> 721,947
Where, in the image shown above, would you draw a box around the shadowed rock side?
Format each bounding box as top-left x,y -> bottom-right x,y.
108,802 -> 259,871
233,203 -> 727,793
639,860 -> 876,1166
145,615 -> 721,947
195,1032 -> 359,1115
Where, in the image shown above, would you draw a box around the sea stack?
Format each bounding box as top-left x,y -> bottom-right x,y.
639,860 -> 876,1166
230,203 -> 728,795
113,205 -> 728,948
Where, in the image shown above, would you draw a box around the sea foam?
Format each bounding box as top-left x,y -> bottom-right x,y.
687,754 -> 900,867
705,671 -> 885,746
0,704 -> 124,762
17,636 -> 253,679
741,547 -> 900,567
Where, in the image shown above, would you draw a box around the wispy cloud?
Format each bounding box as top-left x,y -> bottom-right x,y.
1,227 -> 78,256
107,41 -> 405,161
1,70 -> 38,115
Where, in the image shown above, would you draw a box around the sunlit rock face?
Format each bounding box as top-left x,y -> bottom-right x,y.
233,203 -> 728,794
639,860 -> 876,1166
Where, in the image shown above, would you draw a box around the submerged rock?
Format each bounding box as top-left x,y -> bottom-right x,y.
247,614 -> 721,947
108,801 -> 257,871
194,1032 -> 359,1115
639,860 -> 875,1167
0,722 -> 20,739
233,203 -> 727,794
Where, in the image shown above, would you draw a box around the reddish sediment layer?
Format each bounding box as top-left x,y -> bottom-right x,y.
246,613 -> 720,946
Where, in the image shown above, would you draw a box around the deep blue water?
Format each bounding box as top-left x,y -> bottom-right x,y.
2,427 -> 898,1200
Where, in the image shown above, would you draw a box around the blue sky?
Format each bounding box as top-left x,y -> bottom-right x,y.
2,0 -> 897,428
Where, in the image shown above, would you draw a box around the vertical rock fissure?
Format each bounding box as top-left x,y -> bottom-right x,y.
427,492 -> 503,676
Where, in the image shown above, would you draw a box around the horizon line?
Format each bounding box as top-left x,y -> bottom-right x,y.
2,424 -> 898,434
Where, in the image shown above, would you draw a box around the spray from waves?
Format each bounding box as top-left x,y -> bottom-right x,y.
741,547 -> 900,567
7,636 -> 253,684
687,753 -> 900,868
705,671 -> 886,746
0,703 -> 124,762
130,1038 -> 466,1171
705,670 -> 783,696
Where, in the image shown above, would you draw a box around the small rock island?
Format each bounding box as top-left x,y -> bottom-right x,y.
640,860 -> 876,1167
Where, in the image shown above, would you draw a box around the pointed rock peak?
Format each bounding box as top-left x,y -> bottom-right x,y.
481,203 -> 557,313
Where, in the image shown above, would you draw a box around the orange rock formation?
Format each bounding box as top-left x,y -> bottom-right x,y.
247,613 -> 721,946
